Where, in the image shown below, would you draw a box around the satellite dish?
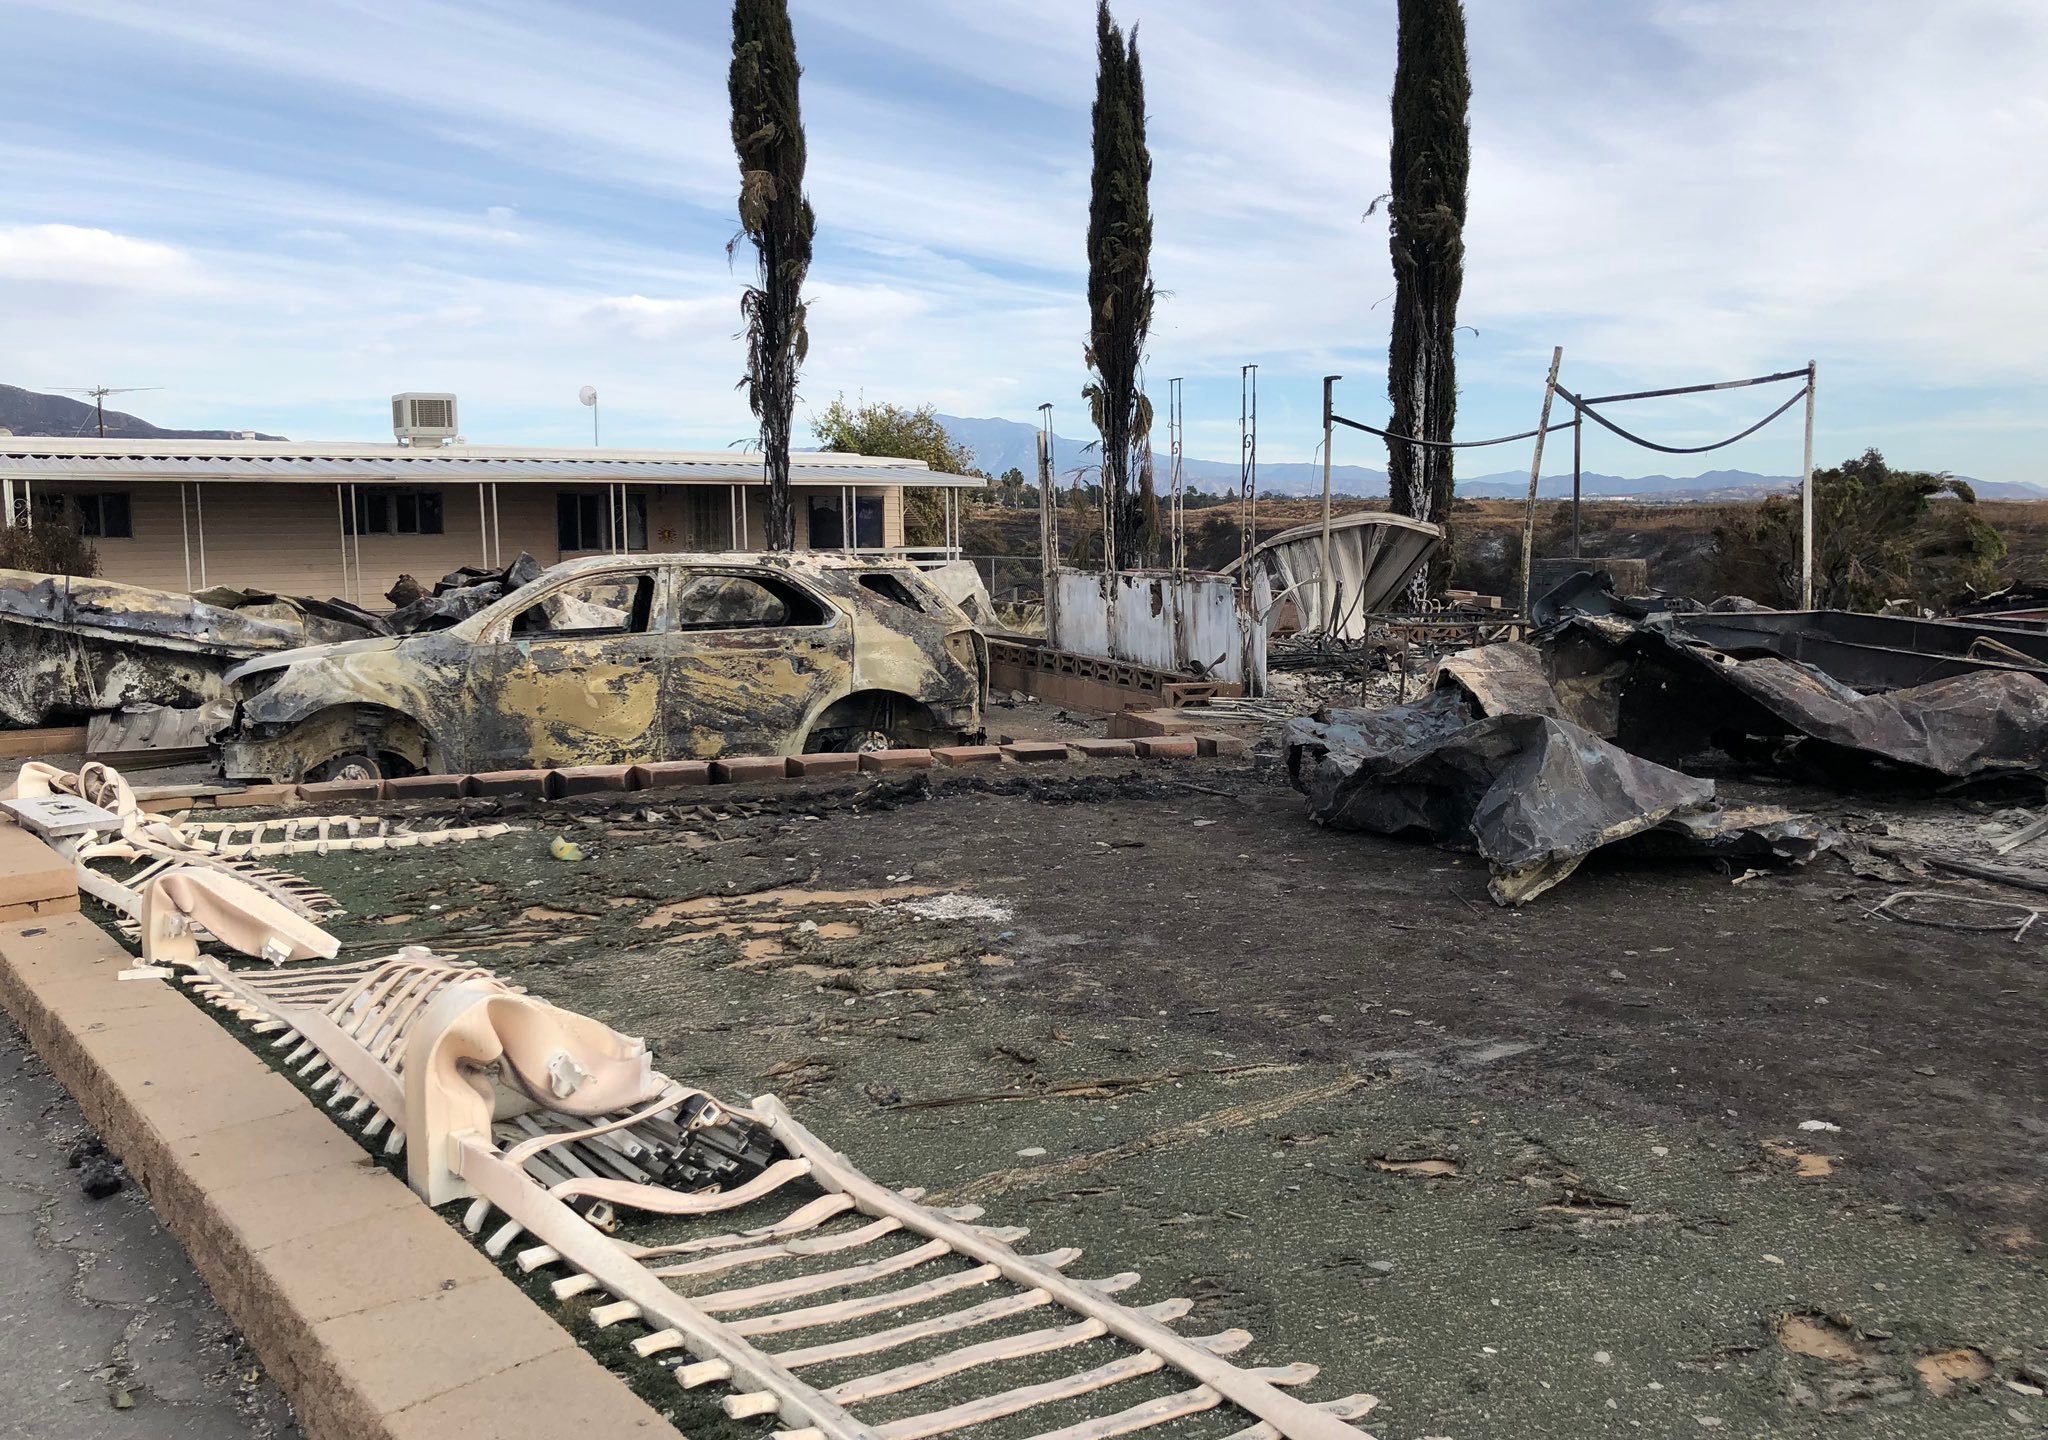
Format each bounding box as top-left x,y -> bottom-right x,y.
578,386 -> 598,407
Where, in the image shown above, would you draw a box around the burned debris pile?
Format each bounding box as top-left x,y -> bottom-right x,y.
0,556 -> 546,735
1287,574 -> 2048,903
381,553 -> 543,633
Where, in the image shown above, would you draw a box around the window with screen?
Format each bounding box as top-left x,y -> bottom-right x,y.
35,491 -> 133,538
346,487 -> 444,536
806,494 -> 883,549
558,492 -> 648,551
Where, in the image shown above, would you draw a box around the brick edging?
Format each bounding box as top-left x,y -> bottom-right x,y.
204,734 -> 1249,812
0,873 -> 680,1439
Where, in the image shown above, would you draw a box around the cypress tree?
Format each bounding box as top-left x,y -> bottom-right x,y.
730,0 -> 814,552
1384,0 -> 1470,594
1083,0 -> 1158,569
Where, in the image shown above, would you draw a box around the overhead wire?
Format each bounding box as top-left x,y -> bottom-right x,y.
1327,364 -> 1813,462
1556,382 -> 1810,456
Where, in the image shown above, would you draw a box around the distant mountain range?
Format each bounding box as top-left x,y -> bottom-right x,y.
0,385 -> 284,441
935,412 -> 2047,503
3,389 -> 2035,502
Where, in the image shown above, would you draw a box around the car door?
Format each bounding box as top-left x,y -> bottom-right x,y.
467,565 -> 672,769
659,565 -> 851,758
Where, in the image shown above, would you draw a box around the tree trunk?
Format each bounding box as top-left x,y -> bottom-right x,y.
731,0 -> 814,553
1385,0 -> 1470,597
1086,1 -> 1157,570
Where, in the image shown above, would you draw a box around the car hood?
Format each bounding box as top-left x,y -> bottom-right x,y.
225,633 -> 410,684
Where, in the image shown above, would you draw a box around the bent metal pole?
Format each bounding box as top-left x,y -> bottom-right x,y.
1519,346 -> 1565,619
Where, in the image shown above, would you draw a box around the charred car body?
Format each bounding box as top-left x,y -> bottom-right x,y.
218,554 -> 987,782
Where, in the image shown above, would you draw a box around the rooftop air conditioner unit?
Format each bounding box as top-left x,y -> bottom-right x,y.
392,392 -> 459,445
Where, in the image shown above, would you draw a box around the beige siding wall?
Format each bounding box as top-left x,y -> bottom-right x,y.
33,478 -> 917,604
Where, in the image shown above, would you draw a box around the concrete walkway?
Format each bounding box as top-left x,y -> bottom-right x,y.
0,1012 -> 299,1440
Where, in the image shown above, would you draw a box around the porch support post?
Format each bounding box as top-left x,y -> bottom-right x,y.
194,482 -> 209,589
336,484 -> 349,601
349,484 -> 363,600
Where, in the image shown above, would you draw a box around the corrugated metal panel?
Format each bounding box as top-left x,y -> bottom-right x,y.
0,454 -> 983,486
1049,567 -> 1266,687
1244,513 -> 1441,637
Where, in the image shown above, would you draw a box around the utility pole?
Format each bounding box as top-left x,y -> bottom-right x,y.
1518,346 -> 1565,620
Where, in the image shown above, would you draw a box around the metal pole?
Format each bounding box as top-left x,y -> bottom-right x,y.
593,401 -> 600,448
182,483 -> 193,592
1801,360 -> 1817,610
1320,374 -> 1340,634
1038,406 -> 1059,647
1168,377 -> 1185,576
491,483 -> 502,567
1519,346 -> 1565,620
478,481 -> 490,563
335,485 -> 349,601
1238,364 -> 1259,584
1571,407 -> 1583,558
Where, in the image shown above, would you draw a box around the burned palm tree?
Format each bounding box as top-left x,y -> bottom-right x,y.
1083,0 -> 1158,570
1384,0 -> 1470,594
730,0 -> 815,552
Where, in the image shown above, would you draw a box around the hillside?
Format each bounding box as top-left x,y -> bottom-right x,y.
957,493 -> 2048,608
0,385 -> 284,440
936,411 -> 2042,502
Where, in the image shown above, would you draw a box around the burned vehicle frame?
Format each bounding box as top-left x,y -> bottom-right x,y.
217,553 -> 988,782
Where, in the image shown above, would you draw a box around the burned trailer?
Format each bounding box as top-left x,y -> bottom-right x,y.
0,569 -> 317,728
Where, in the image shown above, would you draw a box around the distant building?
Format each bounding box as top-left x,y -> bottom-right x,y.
0,435 -> 981,604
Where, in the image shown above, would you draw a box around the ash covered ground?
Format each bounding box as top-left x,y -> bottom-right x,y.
227,758 -> 2048,1439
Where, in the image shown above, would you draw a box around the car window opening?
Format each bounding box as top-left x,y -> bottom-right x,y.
857,572 -> 928,613
676,574 -> 826,631
512,573 -> 655,637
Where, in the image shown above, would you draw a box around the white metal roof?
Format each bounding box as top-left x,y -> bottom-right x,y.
0,437 -> 986,488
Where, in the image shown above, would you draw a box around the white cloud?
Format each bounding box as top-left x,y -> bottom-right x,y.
583,293 -> 728,341
0,223 -> 194,286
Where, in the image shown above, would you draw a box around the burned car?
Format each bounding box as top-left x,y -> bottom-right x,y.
217,554 -> 987,782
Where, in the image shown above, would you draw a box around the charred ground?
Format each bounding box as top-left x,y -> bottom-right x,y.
231,759 -> 2048,1438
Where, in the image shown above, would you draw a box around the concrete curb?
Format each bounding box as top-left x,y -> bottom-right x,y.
0,829 -> 681,1440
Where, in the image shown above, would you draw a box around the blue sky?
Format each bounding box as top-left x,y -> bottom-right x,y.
3,0 -> 2044,482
